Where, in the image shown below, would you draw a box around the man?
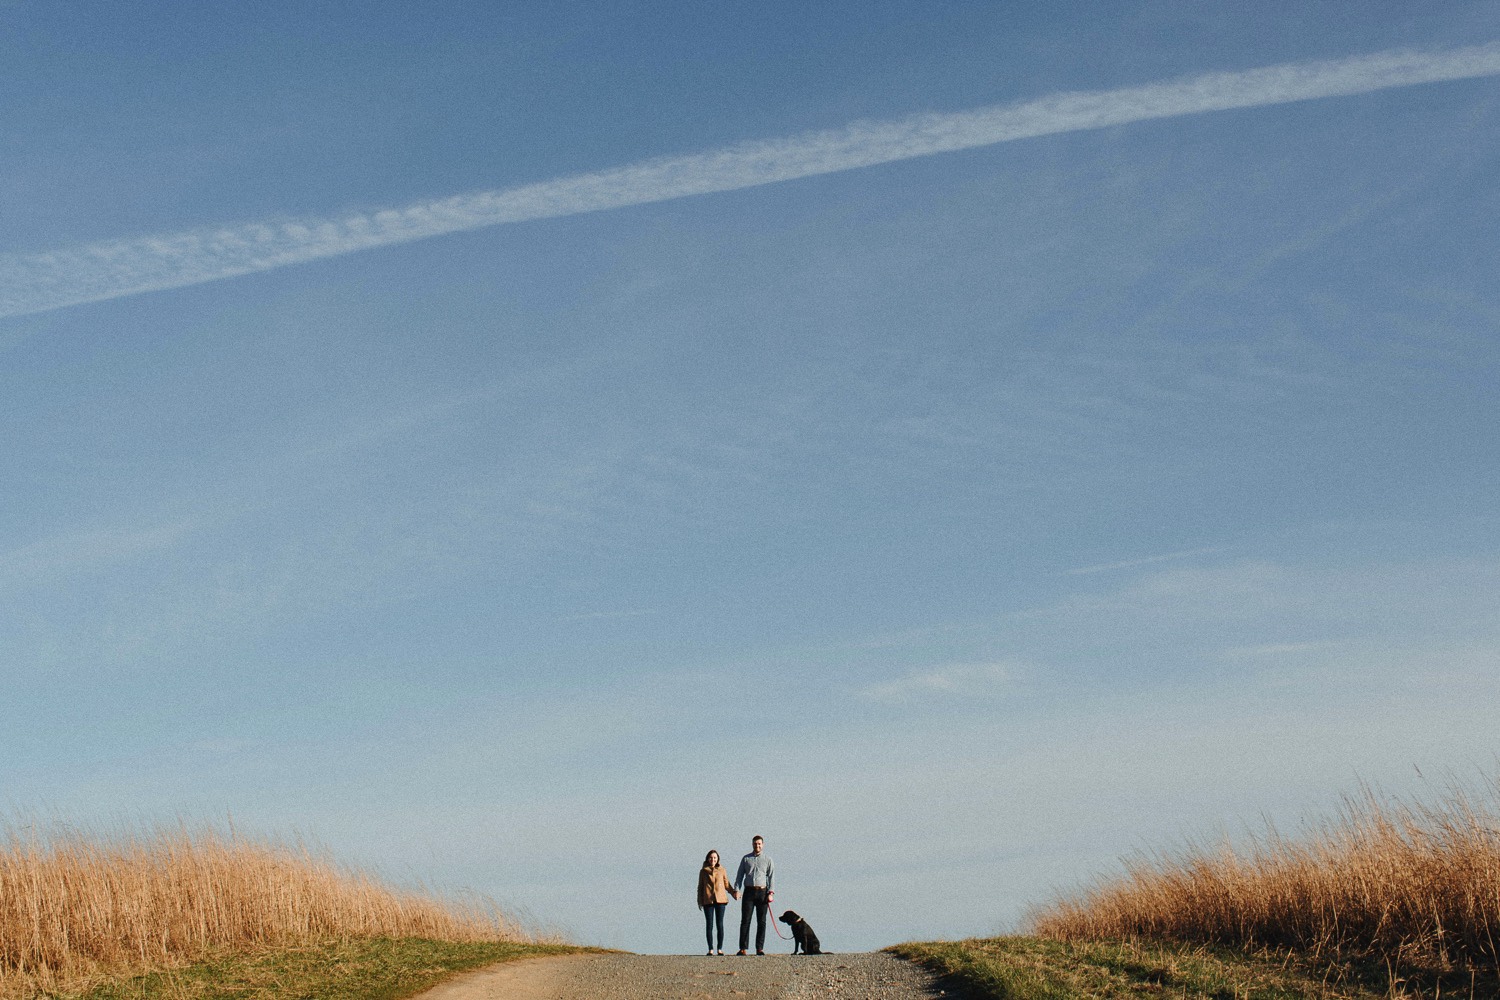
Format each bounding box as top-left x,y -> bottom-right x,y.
734,834 -> 775,955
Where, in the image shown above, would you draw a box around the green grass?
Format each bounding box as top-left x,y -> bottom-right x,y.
56,937 -> 586,1000
888,936 -> 1500,1000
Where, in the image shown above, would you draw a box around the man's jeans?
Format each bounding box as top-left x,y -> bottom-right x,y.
739,887 -> 769,952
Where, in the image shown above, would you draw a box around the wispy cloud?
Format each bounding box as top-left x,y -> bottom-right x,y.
0,519 -> 203,587
860,661 -> 1021,702
555,609 -> 658,623
1063,546 -> 1223,576
1220,640 -> 1347,659
5,42 -> 1500,319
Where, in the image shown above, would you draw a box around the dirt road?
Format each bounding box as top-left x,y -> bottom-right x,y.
416,951 -> 962,1000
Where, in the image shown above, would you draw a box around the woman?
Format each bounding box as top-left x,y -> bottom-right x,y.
696,849 -> 738,955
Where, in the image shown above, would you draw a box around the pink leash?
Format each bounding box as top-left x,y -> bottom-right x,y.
764,890 -> 789,940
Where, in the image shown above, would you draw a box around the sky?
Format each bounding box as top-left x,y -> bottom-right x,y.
3,1 -> 1499,954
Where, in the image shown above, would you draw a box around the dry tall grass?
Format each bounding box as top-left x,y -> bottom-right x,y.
1031,774 -> 1500,971
0,821 -> 530,997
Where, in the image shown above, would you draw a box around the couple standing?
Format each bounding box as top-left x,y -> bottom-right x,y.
696,835 -> 775,955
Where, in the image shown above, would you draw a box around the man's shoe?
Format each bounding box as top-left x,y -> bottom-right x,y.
756,951 -> 765,955
736,950 -> 747,956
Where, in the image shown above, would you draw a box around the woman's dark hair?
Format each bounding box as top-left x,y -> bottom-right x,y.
703,850 -> 719,868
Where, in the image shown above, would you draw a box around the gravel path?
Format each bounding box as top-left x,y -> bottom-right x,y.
416,951 -> 964,1000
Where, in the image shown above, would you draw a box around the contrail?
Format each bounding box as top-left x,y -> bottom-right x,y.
5,42 -> 1499,320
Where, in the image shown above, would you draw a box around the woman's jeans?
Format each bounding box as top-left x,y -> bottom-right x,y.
704,902 -> 727,951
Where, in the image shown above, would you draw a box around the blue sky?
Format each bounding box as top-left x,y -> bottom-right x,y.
4,1 -> 1500,953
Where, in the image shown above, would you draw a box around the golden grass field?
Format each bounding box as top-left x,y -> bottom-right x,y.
0,822 -> 532,998
1030,773 -> 1500,976
889,773 -> 1500,1000
10,773 -> 1500,999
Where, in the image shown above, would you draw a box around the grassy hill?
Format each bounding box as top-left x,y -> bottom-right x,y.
63,938 -> 582,1000
0,822 -> 574,1000
895,774 -> 1500,1000
892,935 -> 1498,1000
13,773 -> 1498,998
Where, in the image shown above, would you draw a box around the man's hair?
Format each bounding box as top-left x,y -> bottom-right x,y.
752,835 -> 763,843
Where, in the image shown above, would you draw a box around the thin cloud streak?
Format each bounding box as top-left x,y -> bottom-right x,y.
4,42 -> 1500,319
555,609 -> 658,622
860,662 -> 1021,702
1063,545 -> 1224,576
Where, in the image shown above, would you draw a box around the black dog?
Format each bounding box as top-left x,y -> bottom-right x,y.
778,910 -> 822,955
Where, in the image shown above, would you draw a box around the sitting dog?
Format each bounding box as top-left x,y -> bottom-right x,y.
778,910 -> 822,955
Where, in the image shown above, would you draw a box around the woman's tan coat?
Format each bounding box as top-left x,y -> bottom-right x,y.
698,864 -> 734,907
